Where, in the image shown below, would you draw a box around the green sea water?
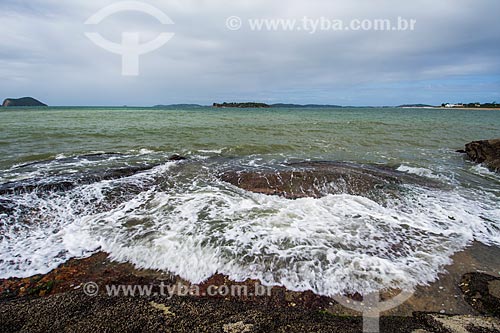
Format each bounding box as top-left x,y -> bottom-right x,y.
0,107 -> 499,295
1,107 -> 499,170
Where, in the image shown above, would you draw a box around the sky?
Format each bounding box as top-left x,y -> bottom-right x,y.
1,0 -> 499,106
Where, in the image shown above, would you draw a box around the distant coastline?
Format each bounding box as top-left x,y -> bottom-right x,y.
2,98 -> 500,109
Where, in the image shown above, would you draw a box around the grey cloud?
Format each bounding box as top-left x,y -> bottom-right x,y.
0,0 -> 499,106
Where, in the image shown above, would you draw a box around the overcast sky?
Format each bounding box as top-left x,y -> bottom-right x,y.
1,0 -> 499,106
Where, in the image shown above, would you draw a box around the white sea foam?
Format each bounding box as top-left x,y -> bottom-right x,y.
197,149 -> 224,154
138,148 -> 155,155
397,165 -> 439,179
2,161 -> 499,296
470,164 -> 499,178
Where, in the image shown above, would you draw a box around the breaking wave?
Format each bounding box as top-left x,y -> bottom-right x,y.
0,154 -> 499,296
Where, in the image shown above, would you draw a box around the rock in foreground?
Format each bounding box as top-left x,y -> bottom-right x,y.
1,251 -> 499,332
2,97 -> 47,107
220,161 -> 440,200
0,290 -> 432,333
460,272 -> 500,317
463,139 -> 500,172
1,289 -> 498,333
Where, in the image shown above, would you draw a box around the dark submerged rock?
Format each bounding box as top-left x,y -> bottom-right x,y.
1,154 -> 188,195
168,154 -> 187,161
463,139 -> 500,172
0,166 -> 156,195
220,161 -> 442,200
0,199 -> 13,215
15,153 -> 125,169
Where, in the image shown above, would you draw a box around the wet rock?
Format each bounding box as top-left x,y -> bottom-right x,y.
0,252 -> 176,300
0,199 -> 13,215
2,253 -> 498,332
2,154 -> 188,196
0,165 -> 157,195
220,161 -> 441,200
460,273 -> 500,317
223,321 -> 254,333
463,139 -> 500,172
15,153 -> 126,169
0,292 -> 168,333
0,288 -> 490,333
489,280 -> 500,299
0,179 -> 76,195
168,154 -> 187,161
415,312 -> 500,333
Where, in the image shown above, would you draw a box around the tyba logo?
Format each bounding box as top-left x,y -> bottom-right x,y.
85,1 -> 174,76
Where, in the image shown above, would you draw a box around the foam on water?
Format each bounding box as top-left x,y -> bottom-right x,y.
197,149 -> 224,154
470,164 -> 499,178
0,186 -> 106,277
0,152 -> 159,184
397,165 -> 440,179
138,148 -> 155,155
1,160 -> 499,296
0,162 -> 175,278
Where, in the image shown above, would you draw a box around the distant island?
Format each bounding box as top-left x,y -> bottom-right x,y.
2,97 -> 47,107
213,102 -> 271,108
212,102 -> 343,108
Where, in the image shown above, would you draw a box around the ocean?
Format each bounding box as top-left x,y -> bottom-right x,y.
0,106 -> 499,296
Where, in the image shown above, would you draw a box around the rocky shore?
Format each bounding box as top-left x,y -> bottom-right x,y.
0,290 -> 426,333
1,143 -> 500,332
1,249 -> 500,332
